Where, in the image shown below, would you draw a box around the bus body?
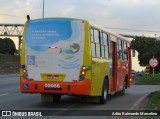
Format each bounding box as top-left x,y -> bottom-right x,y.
20,18 -> 131,104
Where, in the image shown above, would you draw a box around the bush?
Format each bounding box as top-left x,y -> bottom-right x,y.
0,38 -> 16,55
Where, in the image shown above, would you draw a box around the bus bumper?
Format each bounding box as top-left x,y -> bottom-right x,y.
20,77 -> 90,96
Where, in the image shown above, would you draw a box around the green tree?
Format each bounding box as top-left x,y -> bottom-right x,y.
131,37 -> 160,73
0,38 -> 16,55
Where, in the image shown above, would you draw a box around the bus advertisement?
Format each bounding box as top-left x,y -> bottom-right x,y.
20,17 -> 131,104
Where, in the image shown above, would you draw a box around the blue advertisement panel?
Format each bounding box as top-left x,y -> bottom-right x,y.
25,19 -> 84,82
26,19 -> 73,51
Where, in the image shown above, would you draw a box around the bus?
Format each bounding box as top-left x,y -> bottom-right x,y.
20,17 -> 132,104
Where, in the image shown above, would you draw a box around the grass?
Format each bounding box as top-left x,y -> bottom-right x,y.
146,91 -> 160,110
144,91 -> 160,119
134,74 -> 160,119
139,75 -> 160,110
135,74 -> 160,85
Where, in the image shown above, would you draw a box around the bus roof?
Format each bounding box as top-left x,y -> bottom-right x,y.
89,22 -> 130,43
26,17 -> 130,43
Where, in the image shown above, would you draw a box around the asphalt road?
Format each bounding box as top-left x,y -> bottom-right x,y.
0,74 -> 160,119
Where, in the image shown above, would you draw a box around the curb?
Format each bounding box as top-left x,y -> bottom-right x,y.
129,93 -> 149,110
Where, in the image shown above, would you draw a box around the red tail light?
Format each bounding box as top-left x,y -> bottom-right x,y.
49,46 -> 57,49
81,71 -> 86,75
79,66 -> 91,80
22,69 -> 27,74
21,64 -> 28,78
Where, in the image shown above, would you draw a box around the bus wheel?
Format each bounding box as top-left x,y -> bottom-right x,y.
53,94 -> 61,103
120,81 -> 126,96
100,80 -> 108,104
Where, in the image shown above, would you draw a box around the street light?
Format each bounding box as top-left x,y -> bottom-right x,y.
42,0 -> 44,18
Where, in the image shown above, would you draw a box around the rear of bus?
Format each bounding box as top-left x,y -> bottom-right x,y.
20,18 -> 91,96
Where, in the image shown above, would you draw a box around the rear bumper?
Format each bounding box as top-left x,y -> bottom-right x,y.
20,77 -> 90,96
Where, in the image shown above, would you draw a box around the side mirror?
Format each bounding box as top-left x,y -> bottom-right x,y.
132,50 -> 135,57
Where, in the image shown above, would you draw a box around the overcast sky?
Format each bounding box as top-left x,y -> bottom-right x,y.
0,0 -> 160,37
2,0 -> 155,70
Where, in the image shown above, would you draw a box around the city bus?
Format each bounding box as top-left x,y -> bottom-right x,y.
20,17 -> 132,104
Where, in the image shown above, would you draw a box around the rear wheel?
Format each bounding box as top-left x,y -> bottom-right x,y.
120,81 -> 126,96
53,94 -> 61,103
100,80 -> 108,104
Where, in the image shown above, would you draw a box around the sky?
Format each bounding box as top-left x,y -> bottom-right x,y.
1,0 -> 160,71
0,0 -> 160,37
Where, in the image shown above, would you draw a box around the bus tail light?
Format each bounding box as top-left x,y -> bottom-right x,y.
81,71 -> 86,75
79,66 -> 91,80
22,68 -> 28,78
22,69 -> 27,74
21,64 -> 28,78
130,78 -> 132,83
49,46 -> 57,49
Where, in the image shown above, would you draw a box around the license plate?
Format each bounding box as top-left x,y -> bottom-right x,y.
47,75 -> 59,80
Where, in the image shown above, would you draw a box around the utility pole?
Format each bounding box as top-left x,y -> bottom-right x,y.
43,0 -> 44,18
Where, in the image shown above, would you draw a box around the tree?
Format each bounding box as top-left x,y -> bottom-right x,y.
0,38 -> 16,55
131,36 -> 160,73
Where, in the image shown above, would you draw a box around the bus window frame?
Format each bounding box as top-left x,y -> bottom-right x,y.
123,41 -> 128,60
117,39 -> 129,61
90,28 -> 96,57
117,39 -> 123,60
101,31 -> 110,59
90,26 -> 111,59
90,27 -> 101,58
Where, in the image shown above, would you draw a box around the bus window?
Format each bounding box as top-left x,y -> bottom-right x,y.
94,29 -> 100,57
100,32 -> 105,58
90,28 -> 101,57
123,41 -> 128,60
90,28 -> 96,57
101,33 -> 109,58
90,28 -> 94,43
104,33 -> 109,58
91,43 -> 96,57
117,39 -> 123,60
94,29 -> 99,44
96,43 -> 100,57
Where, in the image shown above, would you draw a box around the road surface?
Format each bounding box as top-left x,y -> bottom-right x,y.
0,74 -> 160,118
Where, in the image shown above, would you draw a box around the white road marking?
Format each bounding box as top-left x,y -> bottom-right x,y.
129,93 -> 149,110
0,93 -> 9,97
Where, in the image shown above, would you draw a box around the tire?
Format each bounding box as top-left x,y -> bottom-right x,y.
120,81 -> 126,96
53,94 -> 61,103
100,80 -> 108,104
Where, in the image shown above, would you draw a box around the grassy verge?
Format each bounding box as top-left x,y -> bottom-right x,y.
146,91 -> 160,110
144,91 -> 160,119
135,74 -> 160,85
134,74 -> 160,118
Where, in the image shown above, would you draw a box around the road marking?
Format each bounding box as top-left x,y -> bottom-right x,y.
0,93 -> 9,97
129,93 -> 149,110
